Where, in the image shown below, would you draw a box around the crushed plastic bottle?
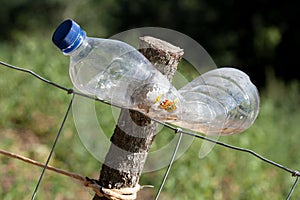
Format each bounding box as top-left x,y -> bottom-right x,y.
52,19 -> 260,136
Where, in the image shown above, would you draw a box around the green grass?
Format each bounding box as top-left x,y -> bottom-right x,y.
1,33 -> 300,199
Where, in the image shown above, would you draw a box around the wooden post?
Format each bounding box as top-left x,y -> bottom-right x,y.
93,36 -> 183,200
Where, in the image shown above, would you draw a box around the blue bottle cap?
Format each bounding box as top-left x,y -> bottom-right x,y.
52,19 -> 86,54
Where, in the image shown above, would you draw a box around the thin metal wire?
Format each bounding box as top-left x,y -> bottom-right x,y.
150,117 -> 300,177
181,129 -> 300,177
286,177 -> 300,200
1,61 -> 300,199
0,61 -> 72,93
31,93 -> 75,200
154,129 -> 183,200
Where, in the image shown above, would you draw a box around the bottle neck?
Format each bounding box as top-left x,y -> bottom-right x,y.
64,37 -> 89,56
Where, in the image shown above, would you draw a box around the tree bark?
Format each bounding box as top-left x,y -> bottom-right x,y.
93,36 -> 183,200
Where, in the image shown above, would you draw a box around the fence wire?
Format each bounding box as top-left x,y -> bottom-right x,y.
0,60 -> 300,200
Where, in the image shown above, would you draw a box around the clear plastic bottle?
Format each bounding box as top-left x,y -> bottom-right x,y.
174,68 -> 260,135
52,19 -> 183,117
52,19 -> 260,136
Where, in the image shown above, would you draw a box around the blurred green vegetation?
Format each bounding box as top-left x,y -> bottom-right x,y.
1,0 -> 299,86
1,1 -> 300,199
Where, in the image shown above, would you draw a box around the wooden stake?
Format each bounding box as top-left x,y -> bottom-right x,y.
93,36 -> 183,200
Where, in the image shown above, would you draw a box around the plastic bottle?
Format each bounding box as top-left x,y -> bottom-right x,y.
52,19 -> 260,136
52,19 -> 184,118
174,68 -> 260,135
